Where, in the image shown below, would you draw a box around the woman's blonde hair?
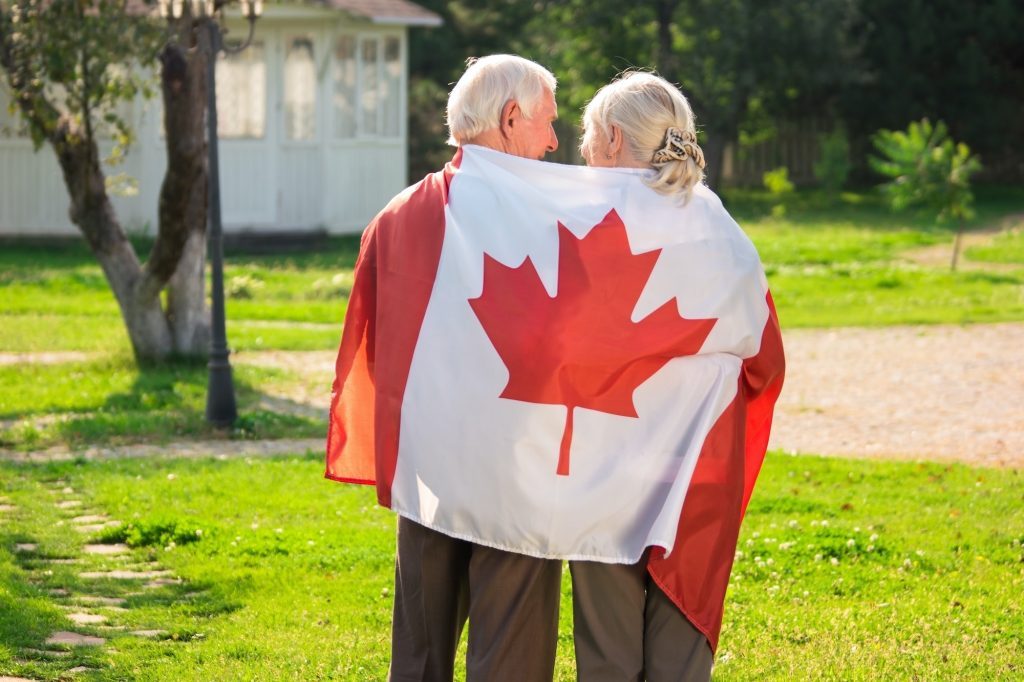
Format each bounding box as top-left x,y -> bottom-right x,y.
582,71 -> 705,201
446,55 -> 558,146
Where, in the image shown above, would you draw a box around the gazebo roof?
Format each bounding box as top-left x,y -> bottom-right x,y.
325,0 -> 442,26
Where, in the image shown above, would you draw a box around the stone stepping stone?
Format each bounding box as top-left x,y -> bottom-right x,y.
130,629 -> 168,638
143,578 -> 182,589
45,631 -> 105,646
67,613 -> 107,625
56,501 -> 82,509
71,515 -> 109,524
22,648 -> 71,658
67,667 -> 96,674
0,504 -> 16,512
76,596 -> 127,607
48,588 -> 70,597
82,544 -> 129,555
14,543 -> 37,553
41,558 -> 80,565
74,523 -> 114,534
80,569 -> 172,580
0,676 -> 41,681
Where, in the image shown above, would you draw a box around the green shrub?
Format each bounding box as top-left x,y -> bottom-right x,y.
95,518 -> 204,548
870,119 -> 982,269
762,167 -> 795,217
814,128 -> 851,199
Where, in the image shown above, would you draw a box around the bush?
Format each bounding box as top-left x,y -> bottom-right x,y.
762,167 -> 795,217
814,128 -> 851,199
870,119 -> 982,269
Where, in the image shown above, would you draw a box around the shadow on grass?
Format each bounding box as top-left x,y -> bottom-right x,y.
1,356 -> 323,450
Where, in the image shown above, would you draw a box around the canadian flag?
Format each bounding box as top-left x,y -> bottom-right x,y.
326,145 -> 784,649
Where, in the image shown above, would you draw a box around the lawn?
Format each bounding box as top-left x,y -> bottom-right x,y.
0,357 -> 323,452
0,452 -> 1020,680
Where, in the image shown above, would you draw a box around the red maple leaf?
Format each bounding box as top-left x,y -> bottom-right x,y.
469,209 -> 717,476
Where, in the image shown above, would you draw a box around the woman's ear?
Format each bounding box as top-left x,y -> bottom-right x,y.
608,124 -> 624,158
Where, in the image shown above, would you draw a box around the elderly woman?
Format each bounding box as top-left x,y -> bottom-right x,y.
573,71 -> 714,682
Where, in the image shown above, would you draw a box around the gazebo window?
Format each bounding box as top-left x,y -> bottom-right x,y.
332,34 -> 402,139
215,42 -> 266,139
333,36 -> 357,138
285,36 -> 317,141
382,36 -> 401,137
361,39 -> 379,136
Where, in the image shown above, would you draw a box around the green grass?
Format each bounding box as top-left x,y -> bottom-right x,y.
967,228 -> 1024,264
0,237 -> 359,354
0,452 -> 1021,680
0,357 -> 323,451
727,187 -> 1024,327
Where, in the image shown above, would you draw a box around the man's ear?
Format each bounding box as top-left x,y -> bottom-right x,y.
499,100 -> 520,139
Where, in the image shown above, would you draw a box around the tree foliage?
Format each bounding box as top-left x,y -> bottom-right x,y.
0,0 -> 213,362
871,118 -> 981,269
870,119 -> 981,222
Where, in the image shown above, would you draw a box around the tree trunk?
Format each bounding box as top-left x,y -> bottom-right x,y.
51,119 -> 174,361
167,227 -> 210,354
153,23 -> 211,357
951,219 -> 964,272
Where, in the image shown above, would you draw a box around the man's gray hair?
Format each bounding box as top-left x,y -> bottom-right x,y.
446,55 -> 557,146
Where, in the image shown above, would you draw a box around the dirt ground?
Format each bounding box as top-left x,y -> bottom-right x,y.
768,322 -> 1024,467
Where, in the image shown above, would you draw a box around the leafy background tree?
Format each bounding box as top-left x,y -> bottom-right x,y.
871,119 -> 982,270
0,0 -> 213,362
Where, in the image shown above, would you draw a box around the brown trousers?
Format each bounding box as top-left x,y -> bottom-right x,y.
570,558 -> 713,682
387,516 -> 562,682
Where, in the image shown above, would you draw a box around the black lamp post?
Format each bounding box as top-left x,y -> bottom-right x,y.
160,0 -> 262,427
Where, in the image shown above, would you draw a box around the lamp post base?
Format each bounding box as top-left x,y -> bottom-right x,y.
205,351 -> 237,427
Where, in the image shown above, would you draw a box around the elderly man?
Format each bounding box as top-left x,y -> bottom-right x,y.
326,55 -> 561,681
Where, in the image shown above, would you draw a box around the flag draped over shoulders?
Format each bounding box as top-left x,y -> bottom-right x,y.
326,145 -> 784,650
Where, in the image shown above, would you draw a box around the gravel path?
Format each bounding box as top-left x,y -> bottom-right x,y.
770,322 -> 1024,467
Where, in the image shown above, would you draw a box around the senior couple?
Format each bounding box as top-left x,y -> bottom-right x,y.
327,55 -> 784,682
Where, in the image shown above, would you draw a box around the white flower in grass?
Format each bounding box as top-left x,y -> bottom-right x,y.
903,559 -> 913,569
820,520 -> 830,528
274,528 -> 284,534
814,554 -> 824,562
167,473 -> 177,481
847,539 -> 856,548
251,523 -> 260,530
752,531 -> 761,539
870,534 -> 879,543
766,558 -> 775,566
915,550 -> 925,557
867,545 -> 875,553
788,520 -> 799,529
830,557 -> 840,566
307,540 -> 315,546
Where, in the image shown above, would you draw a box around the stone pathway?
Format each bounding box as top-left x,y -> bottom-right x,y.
0,482 -> 191,679
1,437 -> 322,464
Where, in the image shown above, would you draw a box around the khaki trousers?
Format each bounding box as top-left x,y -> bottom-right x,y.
388,516 -> 562,682
570,558 -> 713,682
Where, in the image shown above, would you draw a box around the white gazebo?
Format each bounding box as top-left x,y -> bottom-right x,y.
0,0 -> 441,237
